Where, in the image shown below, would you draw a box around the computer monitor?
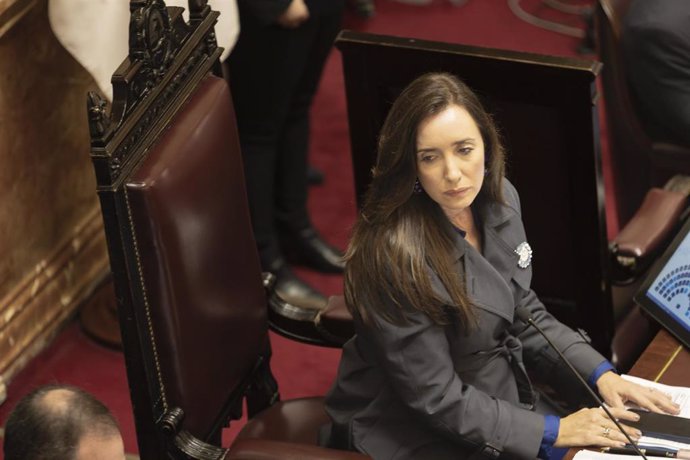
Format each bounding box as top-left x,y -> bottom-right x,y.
635,217 -> 690,350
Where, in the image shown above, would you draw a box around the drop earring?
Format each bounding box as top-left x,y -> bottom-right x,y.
413,178 -> 423,194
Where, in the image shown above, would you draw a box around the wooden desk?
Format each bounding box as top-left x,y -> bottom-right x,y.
627,329 -> 690,386
565,329 -> 690,459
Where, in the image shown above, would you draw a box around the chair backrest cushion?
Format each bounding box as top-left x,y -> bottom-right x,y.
125,74 -> 268,437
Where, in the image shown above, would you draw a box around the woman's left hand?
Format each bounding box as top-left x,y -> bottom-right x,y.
596,371 -> 681,415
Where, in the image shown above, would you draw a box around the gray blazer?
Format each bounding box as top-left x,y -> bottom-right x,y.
325,180 -> 606,460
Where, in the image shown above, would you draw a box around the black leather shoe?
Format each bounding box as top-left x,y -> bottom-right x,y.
279,226 -> 345,273
270,261 -> 328,311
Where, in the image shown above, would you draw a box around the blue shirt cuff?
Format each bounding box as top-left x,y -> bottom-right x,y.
539,415 -> 560,459
588,360 -> 616,387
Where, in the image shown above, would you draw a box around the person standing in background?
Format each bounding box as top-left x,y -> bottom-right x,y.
228,0 -> 346,310
622,0 -> 690,148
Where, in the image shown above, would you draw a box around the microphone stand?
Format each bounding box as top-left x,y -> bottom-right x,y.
518,309 -> 648,460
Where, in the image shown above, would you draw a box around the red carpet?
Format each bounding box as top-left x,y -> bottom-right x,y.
1,1 -> 614,457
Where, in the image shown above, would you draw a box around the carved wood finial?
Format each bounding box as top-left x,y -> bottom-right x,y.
187,0 -> 211,21
87,1 -> 221,184
129,0 -> 173,91
160,407 -> 185,435
86,91 -> 111,139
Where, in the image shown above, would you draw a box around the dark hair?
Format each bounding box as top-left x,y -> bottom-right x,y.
345,72 -> 506,328
3,384 -> 121,460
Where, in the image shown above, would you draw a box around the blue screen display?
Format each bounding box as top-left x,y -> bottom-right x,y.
647,230 -> 690,334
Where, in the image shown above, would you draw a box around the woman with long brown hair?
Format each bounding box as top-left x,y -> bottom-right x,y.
325,73 -> 678,459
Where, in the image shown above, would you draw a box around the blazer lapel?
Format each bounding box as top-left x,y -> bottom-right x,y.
445,228 -> 515,323
463,245 -> 515,322
479,199 -> 525,286
429,196 -> 532,323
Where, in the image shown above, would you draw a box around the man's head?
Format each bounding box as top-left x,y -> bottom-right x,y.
3,384 -> 125,460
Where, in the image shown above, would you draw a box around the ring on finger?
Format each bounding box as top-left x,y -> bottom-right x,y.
603,427 -> 611,438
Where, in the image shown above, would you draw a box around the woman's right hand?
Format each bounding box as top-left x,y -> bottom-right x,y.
553,406 -> 642,448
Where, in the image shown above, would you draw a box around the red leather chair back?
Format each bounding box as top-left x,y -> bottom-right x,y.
88,4 -> 348,458
125,75 -> 268,438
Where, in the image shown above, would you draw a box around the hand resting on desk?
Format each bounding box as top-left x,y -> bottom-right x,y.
555,372 -> 680,449
555,406 -> 641,448
596,371 -> 681,415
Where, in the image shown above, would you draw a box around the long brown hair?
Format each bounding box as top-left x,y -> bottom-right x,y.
345,72 -> 506,328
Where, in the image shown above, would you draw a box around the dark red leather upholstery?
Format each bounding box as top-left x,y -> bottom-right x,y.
88,4 -> 358,457
227,439 -> 369,459
126,75 -> 268,438
613,188 -> 686,259
122,74 -> 369,458
238,397 -> 330,444
234,397 -> 370,458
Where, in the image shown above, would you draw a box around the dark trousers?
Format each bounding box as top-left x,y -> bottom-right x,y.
227,4 -> 343,262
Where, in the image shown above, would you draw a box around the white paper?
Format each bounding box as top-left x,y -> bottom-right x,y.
636,436 -> 690,450
574,450 -> 669,460
573,449 -> 668,460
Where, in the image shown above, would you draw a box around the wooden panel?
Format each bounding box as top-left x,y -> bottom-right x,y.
0,0 -> 36,37
336,31 -> 613,354
0,0 -> 109,400
0,207 -> 109,392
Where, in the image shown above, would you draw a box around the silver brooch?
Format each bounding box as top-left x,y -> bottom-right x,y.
515,242 -> 532,269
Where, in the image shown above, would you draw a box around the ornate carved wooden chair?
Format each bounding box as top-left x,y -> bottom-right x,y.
86,1 -> 366,458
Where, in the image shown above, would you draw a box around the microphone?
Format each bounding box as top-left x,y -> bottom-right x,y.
515,307 -> 648,460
